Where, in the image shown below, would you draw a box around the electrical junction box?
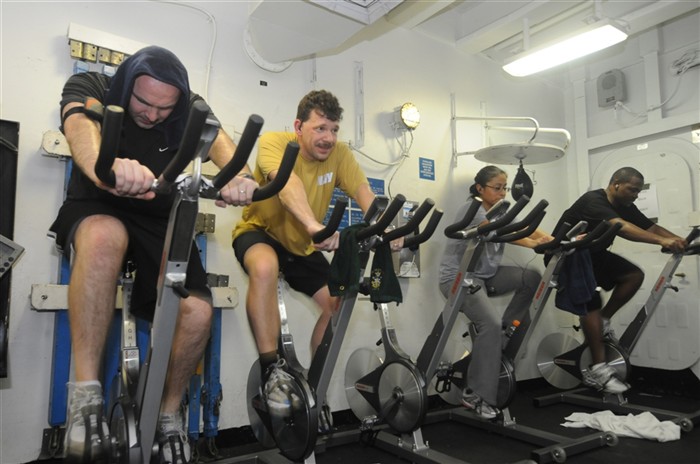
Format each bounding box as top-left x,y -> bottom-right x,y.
597,69 -> 625,107
392,201 -> 421,278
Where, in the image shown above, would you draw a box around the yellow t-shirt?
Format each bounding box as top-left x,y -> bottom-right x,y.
232,132 -> 369,256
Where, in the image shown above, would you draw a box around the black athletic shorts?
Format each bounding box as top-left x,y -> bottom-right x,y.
233,229 -> 329,297
586,249 -> 642,311
49,199 -> 211,321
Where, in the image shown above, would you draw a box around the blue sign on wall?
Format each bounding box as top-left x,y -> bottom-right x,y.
419,157 -> 435,181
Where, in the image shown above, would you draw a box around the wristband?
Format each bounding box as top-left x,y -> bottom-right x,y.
237,173 -> 255,180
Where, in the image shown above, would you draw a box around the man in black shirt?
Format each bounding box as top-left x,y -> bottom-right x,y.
552,166 -> 686,393
50,46 -> 257,463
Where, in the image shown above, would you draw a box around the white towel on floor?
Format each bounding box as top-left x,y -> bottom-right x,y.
561,410 -> 680,442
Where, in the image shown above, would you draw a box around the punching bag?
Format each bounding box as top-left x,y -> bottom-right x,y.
511,162 -> 534,201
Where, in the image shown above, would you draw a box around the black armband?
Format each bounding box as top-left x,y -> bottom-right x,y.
60,96 -> 105,130
61,106 -> 85,126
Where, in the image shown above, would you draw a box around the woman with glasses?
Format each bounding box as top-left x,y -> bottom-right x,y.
438,165 -> 553,419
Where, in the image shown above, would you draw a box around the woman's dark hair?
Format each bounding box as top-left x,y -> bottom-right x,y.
296,90 -> 343,123
469,165 -> 507,197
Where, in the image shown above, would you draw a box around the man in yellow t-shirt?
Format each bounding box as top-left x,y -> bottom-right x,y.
232,90 -> 376,415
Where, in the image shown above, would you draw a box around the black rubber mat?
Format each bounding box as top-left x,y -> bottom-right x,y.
26,368 -> 700,463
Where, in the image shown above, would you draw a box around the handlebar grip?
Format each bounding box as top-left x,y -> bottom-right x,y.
161,100 -> 210,184
533,222 -> 572,254
312,197 -> 348,243
660,227 -> 698,253
588,221 -> 622,248
493,210 -> 546,243
362,197 -> 387,224
94,105 -> 124,188
444,198 -> 483,238
496,199 -> 548,237
384,198 -> 435,242
212,114 -> 264,190
478,195 -> 530,235
685,242 -> 700,255
357,194 -> 406,241
685,227 -> 700,244
404,209 -> 444,250
251,142 -> 299,201
562,221 -> 614,250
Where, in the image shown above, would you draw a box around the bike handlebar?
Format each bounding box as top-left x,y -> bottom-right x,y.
96,102 -> 214,189
383,198 -> 435,243
357,194 -> 406,241
163,100 -> 211,185
404,209 -> 444,250
211,114 -> 264,190
492,209 -> 547,243
560,221 -> 620,250
494,199 -> 549,238
249,142 -> 298,202
312,197 -> 348,243
661,226 -> 700,254
533,222 -> 573,254
477,195 -> 530,235
94,105 -> 124,187
587,221 -> 623,249
444,198 -> 483,239
94,103 -> 296,202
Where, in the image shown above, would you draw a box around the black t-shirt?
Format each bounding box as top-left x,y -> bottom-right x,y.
60,72 -> 205,218
552,189 -> 654,253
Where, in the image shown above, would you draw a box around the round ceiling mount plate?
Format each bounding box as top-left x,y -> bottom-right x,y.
474,143 -> 565,165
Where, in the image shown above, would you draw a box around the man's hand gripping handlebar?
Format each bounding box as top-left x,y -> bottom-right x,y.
95,102 -> 298,201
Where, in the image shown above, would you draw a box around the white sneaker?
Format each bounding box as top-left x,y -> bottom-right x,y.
460,389 -> 499,420
63,382 -> 110,463
263,359 -> 300,418
602,318 -> 617,341
157,412 -> 191,464
583,363 -> 629,394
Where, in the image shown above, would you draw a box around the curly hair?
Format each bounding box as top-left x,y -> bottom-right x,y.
296,90 -> 343,123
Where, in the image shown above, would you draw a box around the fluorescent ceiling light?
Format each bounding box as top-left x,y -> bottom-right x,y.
503,21 -> 628,77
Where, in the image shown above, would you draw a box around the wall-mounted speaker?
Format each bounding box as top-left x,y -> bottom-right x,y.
597,69 -> 625,107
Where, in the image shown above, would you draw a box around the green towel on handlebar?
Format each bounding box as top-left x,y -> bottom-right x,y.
368,242 -> 402,304
328,223 -> 366,297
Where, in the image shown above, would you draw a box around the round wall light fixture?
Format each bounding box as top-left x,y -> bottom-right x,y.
395,102 -> 420,130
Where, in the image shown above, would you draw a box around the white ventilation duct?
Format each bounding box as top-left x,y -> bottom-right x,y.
244,0 -> 404,72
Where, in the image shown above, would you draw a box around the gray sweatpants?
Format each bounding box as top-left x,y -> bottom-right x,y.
440,265 -> 540,405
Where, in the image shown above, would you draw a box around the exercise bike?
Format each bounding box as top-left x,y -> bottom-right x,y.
93,102 -> 297,463
342,199 -> 444,433
535,226 -> 700,432
345,197 -> 621,464
436,219 -> 620,411
242,193 -> 434,463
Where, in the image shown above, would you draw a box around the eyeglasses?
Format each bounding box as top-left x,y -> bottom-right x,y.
485,184 -> 511,192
